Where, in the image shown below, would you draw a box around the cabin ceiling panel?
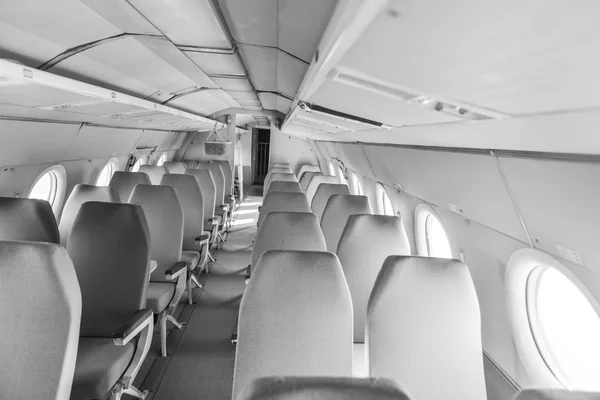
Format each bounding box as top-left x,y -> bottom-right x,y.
0,0 -> 122,67
237,99 -> 261,107
339,0 -> 600,115
362,145 -> 529,243
277,0 -> 338,62
211,89 -> 242,108
276,96 -> 293,115
168,90 -> 231,116
0,22 -> 65,68
311,80 -> 461,127
78,0 -> 162,35
212,77 -> 253,92
258,93 -> 277,110
217,0 -> 278,47
186,52 -> 245,77
127,0 -> 230,48
0,103 -> 98,124
239,45 -> 278,92
277,51 -> 309,99
229,91 -> 258,101
499,157 -> 600,273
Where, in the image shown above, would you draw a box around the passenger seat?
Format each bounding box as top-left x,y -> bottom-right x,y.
0,197 -> 60,243
367,256 -> 486,400
297,164 -> 320,179
300,171 -> 321,192
185,168 -> 221,251
305,175 -> 338,204
265,181 -> 302,195
311,183 -> 351,221
59,184 -> 120,247
321,195 -> 373,252
109,171 -> 151,204
232,250 -> 353,399
0,241 -> 81,400
163,161 -> 187,174
257,192 -> 311,229
138,165 -> 167,185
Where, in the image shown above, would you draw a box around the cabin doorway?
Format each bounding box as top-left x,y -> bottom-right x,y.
251,128 -> 270,184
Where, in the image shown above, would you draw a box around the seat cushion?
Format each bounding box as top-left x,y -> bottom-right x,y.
147,282 -> 175,313
182,250 -> 200,271
70,337 -> 135,400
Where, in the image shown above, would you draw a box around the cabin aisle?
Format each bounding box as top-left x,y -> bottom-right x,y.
149,189 -> 262,400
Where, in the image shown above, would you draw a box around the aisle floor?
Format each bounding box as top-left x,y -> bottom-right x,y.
131,189 -> 262,400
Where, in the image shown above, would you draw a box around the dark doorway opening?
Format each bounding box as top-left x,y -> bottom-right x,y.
251,128 -> 270,184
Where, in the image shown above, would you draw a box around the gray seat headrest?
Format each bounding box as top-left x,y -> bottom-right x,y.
0,197 -> 59,243
367,256 -> 485,400
300,172 -> 321,191
305,175 -> 338,204
163,161 -> 187,174
311,183 -> 351,221
265,173 -> 297,194
321,195 -> 373,252
109,171 -> 151,203
265,181 -> 302,195
257,192 -> 311,228
185,169 -> 216,220
138,165 -> 167,185
0,240 -> 81,400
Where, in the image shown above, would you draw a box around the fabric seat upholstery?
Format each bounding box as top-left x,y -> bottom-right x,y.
337,215 -> 410,342
367,256 -> 485,400
163,161 -> 187,174
0,197 -> 60,243
311,183 -> 351,221
70,338 -> 135,400
265,181 -> 302,195
252,211 -> 326,268
109,171 -> 151,204
300,172 -> 321,192
213,160 -> 233,196
198,163 -> 226,208
238,376 -> 410,400
0,241 -> 80,400
59,184 -> 120,246
305,175 -> 338,204
232,250 -> 353,399
321,195 -> 373,252
67,202 -> 152,399
257,192 -> 311,228
146,282 -> 176,314
185,169 -> 217,232
138,165 -> 167,185
265,173 -> 297,194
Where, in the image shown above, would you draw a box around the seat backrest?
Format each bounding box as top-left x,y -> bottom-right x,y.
199,163 -> 225,206
265,181 -> 302,195
265,168 -> 293,187
271,162 -> 291,169
337,214 -> 410,342
513,389 -> 600,400
129,185 -> 183,282
185,168 -> 216,224
233,250 -> 353,399
305,175 -> 338,204
311,183 -> 351,221
300,171 -> 321,191
109,171 -> 152,204
367,256 -> 485,400
0,241 -> 81,400
257,192 -> 311,228
265,173 -> 297,194
297,164 -> 320,179
0,197 -> 59,243
58,184 -> 121,246
67,202 -> 150,337
160,174 -> 204,250
163,161 -> 187,174
183,160 -> 199,169
321,195 -> 373,252
239,376 -> 410,400
252,211 -> 326,268
213,160 -> 233,196
138,165 -> 167,185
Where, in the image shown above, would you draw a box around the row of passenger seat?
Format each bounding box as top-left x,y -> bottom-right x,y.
233,163 -> 478,400
0,159 -> 235,399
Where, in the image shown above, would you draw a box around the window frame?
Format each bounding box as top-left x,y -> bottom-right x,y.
130,156 -> 147,172
27,164 -> 67,216
414,203 -> 453,258
376,183 -> 395,216
156,152 -> 168,166
96,157 -> 119,186
506,248 -> 600,390
349,171 -> 363,195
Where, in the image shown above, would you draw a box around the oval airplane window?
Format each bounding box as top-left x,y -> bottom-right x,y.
28,165 -> 67,215
415,203 -> 453,258
376,183 -> 395,216
131,156 -> 146,172
527,265 -> 600,390
157,152 -> 168,166
350,171 -> 363,195
506,248 -> 600,391
96,158 -> 119,186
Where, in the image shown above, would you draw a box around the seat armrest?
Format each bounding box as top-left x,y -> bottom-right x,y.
165,261 -> 187,280
113,309 -> 153,346
208,218 -> 219,226
195,234 -> 210,244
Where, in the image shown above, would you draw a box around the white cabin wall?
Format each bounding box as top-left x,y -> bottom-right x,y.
269,122 -> 318,174
0,119 -> 187,217
182,131 -> 233,165
312,139 -> 600,395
